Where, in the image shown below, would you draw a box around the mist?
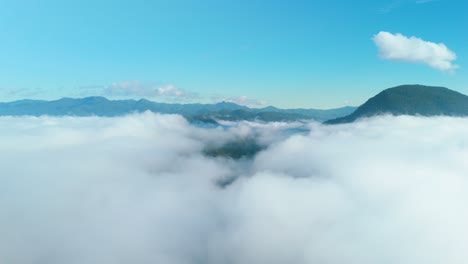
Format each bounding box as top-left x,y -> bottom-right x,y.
1,112 -> 468,263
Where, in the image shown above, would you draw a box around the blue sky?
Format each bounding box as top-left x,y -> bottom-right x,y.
0,0 -> 466,108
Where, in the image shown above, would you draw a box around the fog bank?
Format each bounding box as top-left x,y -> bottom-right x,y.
1,113 -> 468,263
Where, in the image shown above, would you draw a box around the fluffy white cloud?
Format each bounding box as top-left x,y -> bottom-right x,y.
81,82 -> 263,105
211,95 -> 267,107
102,81 -> 200,101
373,31 -> 458,72
2,113 -> 468,263
156,84 -> 193,98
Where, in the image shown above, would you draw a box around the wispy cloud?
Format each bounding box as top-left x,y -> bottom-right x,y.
378,1 -> 402,13
78,81 -> 266,106
100,81 -> 201,101
0,87 -> 46,99
379,0 -> 441,13
415,0 -> 439,4
103,81 -> 154,97
373,31 -> 458,73
211,95 -> 267,107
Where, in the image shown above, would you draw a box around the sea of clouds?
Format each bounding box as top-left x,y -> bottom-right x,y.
1,112 -> 468,264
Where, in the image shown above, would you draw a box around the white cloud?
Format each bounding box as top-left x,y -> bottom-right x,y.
416,0 -> 439,4
373,31 -> 458,73
104,80 -> 154,97
101,81 -> 200,101
211,95 -> 267,107
0,87 -> 46,99
156,84 -> 189,97
378,1 -> 402,14
3,114 -> 468,263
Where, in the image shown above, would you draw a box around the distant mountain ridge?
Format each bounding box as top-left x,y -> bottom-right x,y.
326,85 -> 468,124
0,97 -> 356,122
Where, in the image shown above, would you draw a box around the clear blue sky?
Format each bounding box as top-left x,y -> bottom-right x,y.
0,0 -> 466,108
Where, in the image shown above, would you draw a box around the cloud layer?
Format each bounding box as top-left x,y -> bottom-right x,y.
2,113 -> 468,263
373,31 -> 458,72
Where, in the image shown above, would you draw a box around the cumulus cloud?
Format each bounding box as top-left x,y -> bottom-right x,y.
211,95 -> 267,107
2,113 -> 468,263
373,31 -> 458,73
101,81 -> 200,101
156,84 -> 195,98
76,82 -> 266,106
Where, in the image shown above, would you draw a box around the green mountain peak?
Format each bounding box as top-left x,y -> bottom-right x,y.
325,85 -> 468,124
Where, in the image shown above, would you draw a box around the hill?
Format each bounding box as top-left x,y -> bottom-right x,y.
325,85 -> 468,124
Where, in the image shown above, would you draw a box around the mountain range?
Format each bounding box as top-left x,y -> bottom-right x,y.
0,97 -> 356,122
3,84 -> 464,124
326,85 -> 468,124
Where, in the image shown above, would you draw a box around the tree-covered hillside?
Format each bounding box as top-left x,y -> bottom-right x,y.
326,85 -> 468,124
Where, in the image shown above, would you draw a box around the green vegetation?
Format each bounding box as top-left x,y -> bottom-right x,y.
203,137 -> 264,159
325,85 -> 468,124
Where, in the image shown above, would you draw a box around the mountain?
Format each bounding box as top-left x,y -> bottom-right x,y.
0,97 -> 356,122
325,85 -> 468,124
